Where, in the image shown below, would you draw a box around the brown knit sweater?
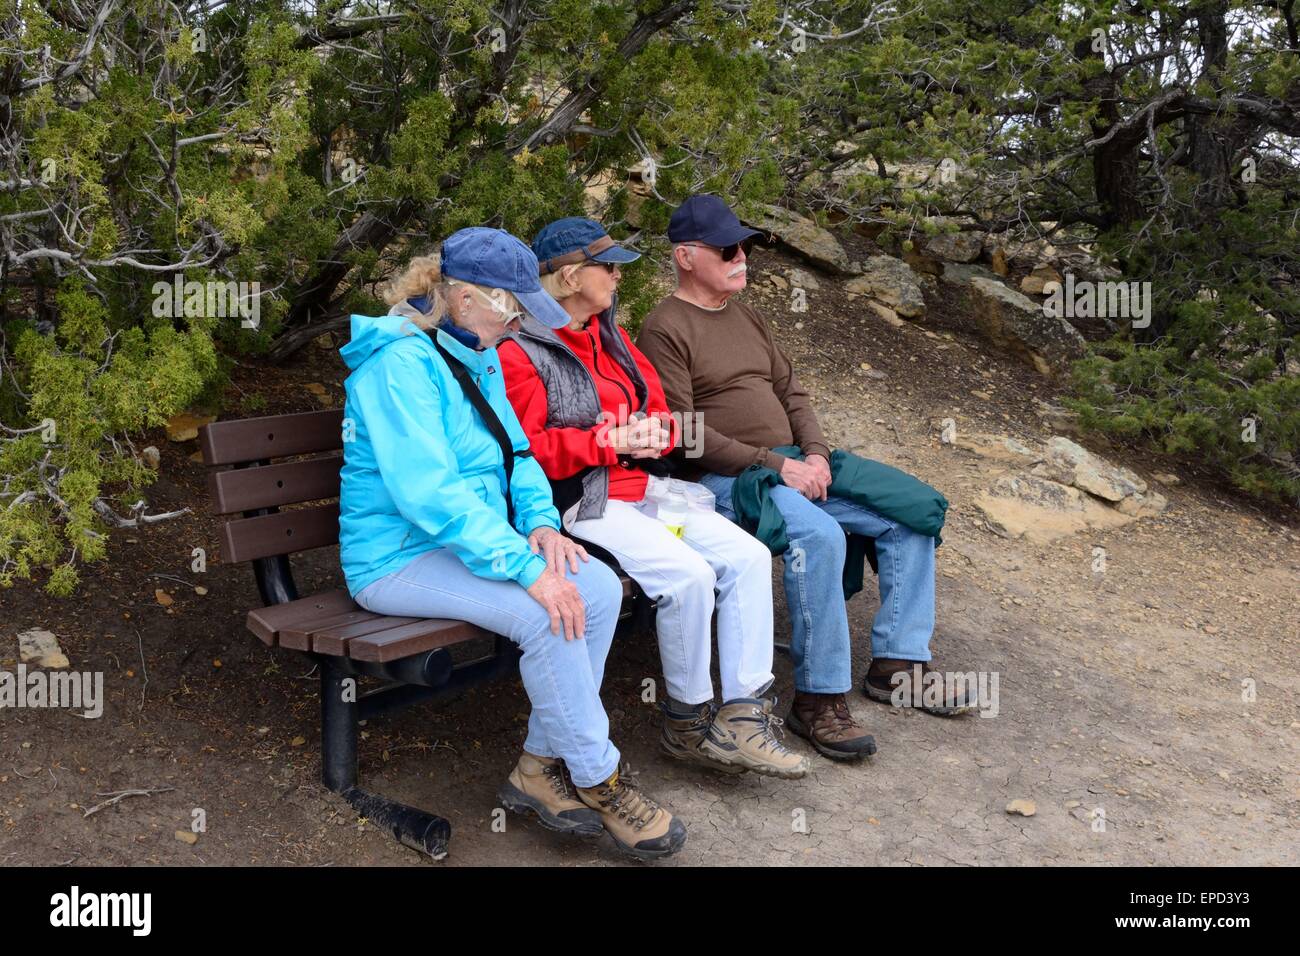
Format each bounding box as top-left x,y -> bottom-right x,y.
636,294 -> 830,477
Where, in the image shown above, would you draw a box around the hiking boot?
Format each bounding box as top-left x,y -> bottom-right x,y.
699,696 -> 810,778
787,692 -> 878,761
576,766 -> 687,860
660,700 -> 746,774
863,658 -> 975,716
497,752 -> 604,836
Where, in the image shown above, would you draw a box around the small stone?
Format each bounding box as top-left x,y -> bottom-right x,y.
165,411 -> 216,443
1005,799 -> 1037,817
155,589 -> 174,608
1065,800 -> 1082,809
17,629 -> 70,669
1231,804 -> 1248,815
175,830 -> 198,845
140,446 -> 161,471
194,586 -> 208,596
1203,625 -> 1220,635
291,736 -> 306,747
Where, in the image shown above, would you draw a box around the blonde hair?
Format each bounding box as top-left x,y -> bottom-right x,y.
384,253 -> 517,331
538,263 -> 583,301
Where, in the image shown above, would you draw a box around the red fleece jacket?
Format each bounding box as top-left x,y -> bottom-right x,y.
499,319 -> 677,503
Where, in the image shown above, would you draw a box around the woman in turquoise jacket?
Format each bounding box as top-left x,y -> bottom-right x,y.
338,227 -> 685,860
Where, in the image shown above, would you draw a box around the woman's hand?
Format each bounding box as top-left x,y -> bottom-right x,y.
525,567 -> 587,640
606,416 -> 671,458
529,525 -> 589,575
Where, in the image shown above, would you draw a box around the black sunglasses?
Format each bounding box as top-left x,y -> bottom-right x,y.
582,259 -> 619,274
681,237 -> 756,262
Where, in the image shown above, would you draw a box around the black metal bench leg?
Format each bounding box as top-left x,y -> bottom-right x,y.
320,656 -> 451,861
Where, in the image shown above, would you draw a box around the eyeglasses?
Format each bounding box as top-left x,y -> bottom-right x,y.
679,237 -> 755,262
581,260 -> 619,274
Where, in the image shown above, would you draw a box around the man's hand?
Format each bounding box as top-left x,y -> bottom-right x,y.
781,456 -> 829,501
525,567 -> 587,640
528,526 -> 589,575
806,453 -> 832,496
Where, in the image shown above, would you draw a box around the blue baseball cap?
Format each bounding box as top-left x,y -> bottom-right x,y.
533,217 -> 641,275
667,194 -> 761,247
440,226 -> 571,329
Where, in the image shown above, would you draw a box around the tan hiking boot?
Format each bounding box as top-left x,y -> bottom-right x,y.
660,700 -> 746,774
497,752 -> 604,836
699,696 -> 810,778
576,766 -> 687,860
787,692 -> 878,761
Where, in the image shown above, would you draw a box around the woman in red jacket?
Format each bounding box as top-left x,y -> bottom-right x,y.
499,218 -> 807,780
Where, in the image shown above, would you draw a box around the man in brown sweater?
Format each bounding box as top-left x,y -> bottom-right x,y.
638,195 -> 970,764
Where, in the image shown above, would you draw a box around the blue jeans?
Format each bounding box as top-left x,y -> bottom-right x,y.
354,548 -> 623,787
698,473 -> 936,695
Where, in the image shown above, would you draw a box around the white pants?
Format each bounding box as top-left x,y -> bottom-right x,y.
570,498 -> 775,705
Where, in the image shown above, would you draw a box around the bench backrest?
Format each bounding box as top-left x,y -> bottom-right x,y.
200,409 -> 346,565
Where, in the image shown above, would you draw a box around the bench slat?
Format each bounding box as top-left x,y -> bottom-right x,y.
310,615 -> 423,656
278,609 -> 378,651
200,410 -> 344,467
245,590 -> 356,646
220,503 -> 340,563
209,455 -> 342,515
347,619 -> 490,663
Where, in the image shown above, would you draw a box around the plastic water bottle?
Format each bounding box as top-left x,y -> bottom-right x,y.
658,482 -> 689,538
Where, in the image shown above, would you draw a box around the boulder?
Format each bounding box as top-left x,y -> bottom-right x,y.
846,255 -> 926,318
964,274 -> 1086,378
925,230 -> 984,263
1020,263 -> 1063,295
743,204 -> 853,275
974,474 -> 1134,544
1034,437 -> 1147,502
786,267 -> 821,291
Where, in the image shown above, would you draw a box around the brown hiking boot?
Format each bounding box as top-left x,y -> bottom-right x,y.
660,700 -> 746,774
497,752 -> 604,836
699,696 -> 810,778
863,659 -> 975,716
787,692 -> 878,761
576,765 -> 687,860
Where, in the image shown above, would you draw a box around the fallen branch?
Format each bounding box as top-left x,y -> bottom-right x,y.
92,499 -> 190,528
82,786 -> 175,819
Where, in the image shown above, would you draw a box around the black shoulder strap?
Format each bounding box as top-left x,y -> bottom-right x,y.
430,335 -> 532,528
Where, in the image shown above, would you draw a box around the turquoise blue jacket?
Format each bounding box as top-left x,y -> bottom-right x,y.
338,313 -> 560,597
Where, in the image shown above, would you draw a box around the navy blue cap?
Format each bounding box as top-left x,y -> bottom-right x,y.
532,217 -> 641,275
667,194 -> 761,247
440,226 -> 570,329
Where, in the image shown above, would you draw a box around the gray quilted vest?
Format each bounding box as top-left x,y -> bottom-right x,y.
508,293 -> 649,527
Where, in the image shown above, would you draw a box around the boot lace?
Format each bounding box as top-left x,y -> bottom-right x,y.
735,700 -> 797,756
601,769 -> 662,831
542,761 -> 576,800
817,694 -> 862,734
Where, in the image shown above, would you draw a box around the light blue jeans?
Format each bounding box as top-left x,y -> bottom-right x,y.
698,473 -> 936,695
354,548 -> 623,787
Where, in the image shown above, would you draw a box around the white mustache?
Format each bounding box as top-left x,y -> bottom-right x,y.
727,263 -> 747,278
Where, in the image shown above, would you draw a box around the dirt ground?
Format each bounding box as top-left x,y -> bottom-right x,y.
1,247 -> 1297,867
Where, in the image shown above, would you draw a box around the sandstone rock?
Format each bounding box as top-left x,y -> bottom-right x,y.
974,474 -> 1134,543
990,245 -> 1010,276
926,229 -> 983,263
950,432 -> 1043,464
866,301 -> 905,327
846,256 -> 926,318
1020,263 -> 1063,295
786,267 -> 821,291
165,412 -> 216,443
1006,799 -> 1037,817
743,204 -> 853,275
768,273 -> 790,291
17,629 -> 69,669
140,446 -> 161,471
1037,437 -> 1147,502
1115,490 -> 1170,518
1152,472 -> 1181,486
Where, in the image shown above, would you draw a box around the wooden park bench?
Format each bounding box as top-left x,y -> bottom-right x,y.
199,408 -> 652,861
